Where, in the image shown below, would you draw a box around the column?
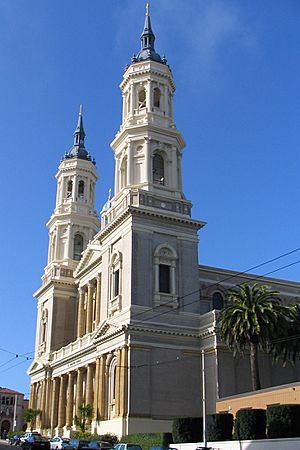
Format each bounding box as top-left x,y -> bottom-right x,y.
119,346 -> 128,417
144,137 -> 151,184
66,372 -> 75,427
40,379 -> 47,428
50,377 -> 60,431
28,383 -> 34,409
86,281 -> 94,334
45,377 -> 52,429
93,358 -> 100,420
75,368 -> 83,416
115,349 -> 121,417
146,80 -> 151,112
95,276 -> 101,326
98,355 -> 107,419
58,375 -> 67,428
85,364 -> 94,424
127,141 -> 133,185
130,83 -> 135,115
164,85 -> 169,115
77,287 -> 85,338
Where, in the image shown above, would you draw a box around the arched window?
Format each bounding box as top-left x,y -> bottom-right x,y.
108,357 -> 117,419
78,180 -> 84,199
109,251 -> 122,316
153,88 -> 161,108
153,154 -> 165,185
66,180 -> 73,198
212,292 -> 224,310
138,88 -> 146,109
154,245 -> 177,307
120,157 -> 127,189
73,234 -> 84,261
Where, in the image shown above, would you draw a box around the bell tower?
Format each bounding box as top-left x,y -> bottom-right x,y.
110,3 -> 187,213
34,106 -> 100,360
45,105 -> 99,276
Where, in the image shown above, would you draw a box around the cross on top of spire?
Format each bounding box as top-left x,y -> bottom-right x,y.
63,105 -> 95,164
131,2 -> 167,65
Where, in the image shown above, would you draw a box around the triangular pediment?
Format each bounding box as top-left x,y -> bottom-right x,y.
74,242 -> 102,276
27,360 -> 44,375
94,319 -> 125,343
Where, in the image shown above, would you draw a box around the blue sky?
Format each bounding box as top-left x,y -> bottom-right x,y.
1,0 -> 300,395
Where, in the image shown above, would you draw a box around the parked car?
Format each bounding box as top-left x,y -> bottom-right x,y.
50,438 -> 70,450
63,439 -> 91,450
81,442 -> 114,450
9,434 -> 24,446
115,444 -> 142,450
20,435 -> 50,450
20,433 -> 42,443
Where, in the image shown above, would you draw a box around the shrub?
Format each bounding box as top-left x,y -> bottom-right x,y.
234,409 -> 266,440
121,433 -> 172,450
267,404 -> 300,438
172,417 -> 202,443
206,413 -> 233,441
72,432 -> 118,444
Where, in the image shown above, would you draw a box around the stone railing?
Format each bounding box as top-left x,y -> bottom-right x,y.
51,332 -> 95,362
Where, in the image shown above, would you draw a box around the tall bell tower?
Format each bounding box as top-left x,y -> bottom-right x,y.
34,106 -> 100,360
110,3 -> 187,210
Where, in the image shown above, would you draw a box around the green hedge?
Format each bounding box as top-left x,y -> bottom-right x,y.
172,417 -> 202,443
267,404 -> 300,438
234,409 -> 266,440
121,433 -> 173,450
72,432 -> 119,444
206,413 -> 233,441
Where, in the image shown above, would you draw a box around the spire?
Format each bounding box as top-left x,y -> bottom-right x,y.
74,104 -> 86,146
132,2 -> 166,65
63,105 -> 95,164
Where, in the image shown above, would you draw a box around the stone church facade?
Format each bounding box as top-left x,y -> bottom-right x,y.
28,5 -> 300,437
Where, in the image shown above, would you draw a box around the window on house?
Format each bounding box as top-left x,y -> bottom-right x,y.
67,180 -> 73,198
154,88 -> 161,108
74,234 -> 84,261
78,180 -> 84,199
212,292 -> 224,310
114,269 -> 120,297
153,154 -> 164,185
138,89 -> 146,109
159,264 -> 170,293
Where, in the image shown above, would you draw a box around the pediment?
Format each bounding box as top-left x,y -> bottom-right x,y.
94,319 -> 125,343
74,243 -> 102,276
27,360 -> 44,375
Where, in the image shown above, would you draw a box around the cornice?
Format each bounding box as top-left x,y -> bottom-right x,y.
97,205 -> 204,241
111,123 -> 185,150
75,254 -> 102,279
34,278 -> 76,298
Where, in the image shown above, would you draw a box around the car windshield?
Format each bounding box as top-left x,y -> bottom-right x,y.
127,446 -> 142,450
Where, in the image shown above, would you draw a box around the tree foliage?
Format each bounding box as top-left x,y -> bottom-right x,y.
218,283 -> 285,390
23,408 -> 40,432
74,404 -> 93,432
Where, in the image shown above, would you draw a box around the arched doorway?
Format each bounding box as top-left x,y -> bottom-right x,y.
1,419 -> 11,438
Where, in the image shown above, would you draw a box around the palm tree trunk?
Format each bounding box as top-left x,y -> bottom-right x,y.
250,342 -> 261,390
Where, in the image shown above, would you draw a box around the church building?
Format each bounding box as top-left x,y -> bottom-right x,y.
28,5 -> 300,437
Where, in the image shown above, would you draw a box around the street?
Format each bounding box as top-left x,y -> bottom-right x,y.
0,441 -> 9,450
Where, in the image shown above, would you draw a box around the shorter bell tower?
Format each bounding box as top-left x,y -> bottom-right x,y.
33,106 -> 100,360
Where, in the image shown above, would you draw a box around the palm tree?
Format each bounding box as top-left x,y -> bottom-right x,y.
269,302 -> 300,364
74,404 -> 93,432
218,283 -> 284,390
23,408 -> 40,431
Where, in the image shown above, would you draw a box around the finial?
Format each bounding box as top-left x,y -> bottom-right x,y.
146,2 -> 150,15
79,104 -> 83,115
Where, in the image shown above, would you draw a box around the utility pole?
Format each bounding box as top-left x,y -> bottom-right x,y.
13,394 -> 18,432
202,350 -> 207,448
